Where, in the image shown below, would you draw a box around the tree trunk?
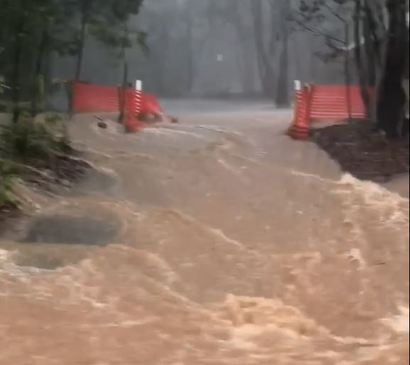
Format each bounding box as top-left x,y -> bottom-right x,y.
251,0 -> 276,98
275,0 -> 290,107
344,24 -> 352,121
353,0 -> 373,119
376,0 -> 408,138
31,27 -> 49,117
70,1 -> 90,117
75,9 -> 88,82
363,0 -> 383,122
185,18 -> 195,94
11,15 -> 25,123
228,5 -> 257,95
275,37 -> 289,106
118,22 -> 129,125
232,24 -> 256,95
118,62 -> 128,125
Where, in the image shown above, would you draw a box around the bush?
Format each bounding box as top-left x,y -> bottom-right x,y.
0,160 -> 17,207
0,113 -> 72,208
0,112 -> 70,163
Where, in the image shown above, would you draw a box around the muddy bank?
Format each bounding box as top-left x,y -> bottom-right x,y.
22,154 -> 91,192
0,203 -> 21,232
0,154 -> 91,231
312,122 -> 409,193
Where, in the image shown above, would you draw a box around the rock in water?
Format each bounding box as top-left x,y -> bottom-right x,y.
97,121 -> 108,129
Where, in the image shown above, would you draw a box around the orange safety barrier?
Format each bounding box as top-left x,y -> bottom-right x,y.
125,89 -> 145,133
72,82 -> 163,116
309,85 -> 367,121
288,83 -> 369,140
288,86 -> 311,140
142,94 -> 162,116
73,82 -> 120,113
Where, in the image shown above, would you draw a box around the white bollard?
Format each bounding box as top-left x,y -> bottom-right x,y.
294,80 -> 302,91
134,80 -> 143,117
135,80 -> 143,91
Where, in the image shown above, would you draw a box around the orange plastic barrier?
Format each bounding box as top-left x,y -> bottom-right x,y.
309,85 -> 367,121
73,82 -> 120,113
288,87 -> 311,140
125,89 -> 145,133
72,82 -> 162,116
142,94 -> 162,116
288,84 -> 368,140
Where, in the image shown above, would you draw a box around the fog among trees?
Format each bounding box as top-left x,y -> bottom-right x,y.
0,0 -> 408,135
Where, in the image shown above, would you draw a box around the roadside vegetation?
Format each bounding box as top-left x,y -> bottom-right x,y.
295,0 -> 409,180
296,0 -> 409,139
0,112 -> 79,211
0,0 -> 408,209
0,0 -> 145,211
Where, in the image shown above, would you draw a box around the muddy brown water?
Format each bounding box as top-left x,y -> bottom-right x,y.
0,101 -> 408,364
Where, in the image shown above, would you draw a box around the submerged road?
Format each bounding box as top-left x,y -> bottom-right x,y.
0,100 -> 408,364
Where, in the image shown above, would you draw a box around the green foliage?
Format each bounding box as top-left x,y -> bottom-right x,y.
0,113 -> 68,162
0,76 -> 7,95
88,0 -> 147,55
0,112 -> 71,208
0,160 -> 17,207
0,0 -> 146,116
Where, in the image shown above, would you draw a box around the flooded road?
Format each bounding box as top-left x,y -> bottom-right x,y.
0,100 -> 408,364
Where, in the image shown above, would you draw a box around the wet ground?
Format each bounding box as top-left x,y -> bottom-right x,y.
312,121 -> 409,185
0,100 -> 408,364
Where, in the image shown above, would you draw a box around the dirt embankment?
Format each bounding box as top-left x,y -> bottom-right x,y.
312,122 -> 409,193
0,154 -> 91,229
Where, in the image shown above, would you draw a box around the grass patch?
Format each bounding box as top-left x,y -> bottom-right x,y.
0,112 -> 70,163
0,160 -> 17,207
0,112 -> 88,212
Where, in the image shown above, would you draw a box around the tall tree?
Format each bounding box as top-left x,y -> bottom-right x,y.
74,0 -> 94,82
250,0 -> 277,98
0,0 -> 146,119
207,0 -> 258,95
275,0 -> 291,106
376,0 -> 409,137
295,0 -> 409,138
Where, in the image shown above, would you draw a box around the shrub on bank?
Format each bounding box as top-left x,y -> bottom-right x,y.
0,160 -> 17,207
0,112 -> 72,208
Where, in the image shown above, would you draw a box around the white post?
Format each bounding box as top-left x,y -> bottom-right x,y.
135,80 -> 143,91
134,80 -> 143,118
294,80 -> 302,91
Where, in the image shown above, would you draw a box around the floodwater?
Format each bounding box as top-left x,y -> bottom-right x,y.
0,100 -> 408,364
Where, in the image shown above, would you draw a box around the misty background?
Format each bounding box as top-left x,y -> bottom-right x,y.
51,0 -> 346,106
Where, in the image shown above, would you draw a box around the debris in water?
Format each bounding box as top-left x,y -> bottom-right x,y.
97,121 -> 108,129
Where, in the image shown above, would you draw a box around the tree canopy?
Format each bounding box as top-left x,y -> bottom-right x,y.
0,0 -> 145,119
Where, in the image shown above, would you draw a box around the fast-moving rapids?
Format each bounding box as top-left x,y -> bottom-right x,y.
0,101 -> 408,364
